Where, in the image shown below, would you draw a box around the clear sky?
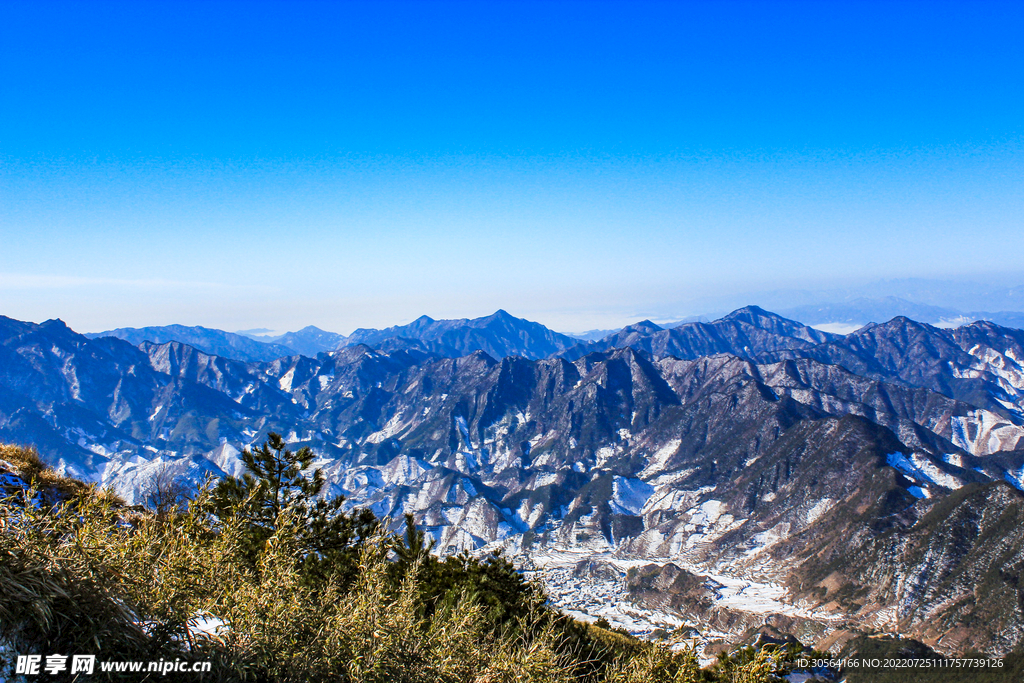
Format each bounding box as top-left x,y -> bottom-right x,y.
2,0 -> 1022,334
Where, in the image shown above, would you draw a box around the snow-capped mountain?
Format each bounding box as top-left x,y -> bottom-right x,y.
4,309 -> 1024,655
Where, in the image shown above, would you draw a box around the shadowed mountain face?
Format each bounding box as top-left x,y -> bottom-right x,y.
4,309 -> 1024,655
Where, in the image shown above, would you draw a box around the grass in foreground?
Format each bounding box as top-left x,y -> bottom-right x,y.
0,439 -> 793,682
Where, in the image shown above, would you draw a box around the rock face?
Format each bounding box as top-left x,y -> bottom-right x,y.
3,309 -> 1024,655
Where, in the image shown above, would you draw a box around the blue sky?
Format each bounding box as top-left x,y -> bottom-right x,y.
2,0 -> 1022,333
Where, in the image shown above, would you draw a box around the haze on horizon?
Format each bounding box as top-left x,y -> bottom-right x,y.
2,1 -> 1022,335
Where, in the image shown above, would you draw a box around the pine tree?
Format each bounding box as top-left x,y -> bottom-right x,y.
395,512 -> 435,568
208,432 -> 377,584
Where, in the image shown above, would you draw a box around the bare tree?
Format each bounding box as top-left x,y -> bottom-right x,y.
143,464 -> 192,519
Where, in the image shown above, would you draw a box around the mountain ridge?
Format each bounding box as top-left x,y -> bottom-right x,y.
343,309 -> 581,360
562,306 -> 839,361
89,310 -> 583,362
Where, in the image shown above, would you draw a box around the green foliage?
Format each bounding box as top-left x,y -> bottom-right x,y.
206,432 -> 378,584
0,480 -> 211,661
709,645 -> 792,682
410,547 -> 546,631
0,440 -> 789,683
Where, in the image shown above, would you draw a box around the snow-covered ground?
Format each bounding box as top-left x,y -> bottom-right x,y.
520,548 -> 685,636
511,544 -> 845,661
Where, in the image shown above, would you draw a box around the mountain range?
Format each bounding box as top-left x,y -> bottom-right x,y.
86,324 -> 299,362
562,306 -> 839,361
88,310 -> 580,363
5,307 -> 1024,657
88,299 -> 1024,367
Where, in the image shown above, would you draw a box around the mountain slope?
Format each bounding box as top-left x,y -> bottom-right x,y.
784,480 -> 1024,654
766,317 -> 1024,454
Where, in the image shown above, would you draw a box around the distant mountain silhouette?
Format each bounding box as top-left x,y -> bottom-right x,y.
342,309 -> 580,360
87,324 -> 296,363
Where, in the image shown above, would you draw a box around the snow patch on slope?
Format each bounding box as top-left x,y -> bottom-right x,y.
678,500 -> 743,550
640,438 -> 681,478
1004,466 -> 1024,492
381,454 -> 432,485
909,452 -> 962,489
805,498 -> 834,525
965,344 -> 1024,397
278,367 -> 296,393
366,414 -> 406,444
885,452 -> 962,492
610,477 -> 655,515
641,486 -> 713,516
950,410 -> 1024,455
